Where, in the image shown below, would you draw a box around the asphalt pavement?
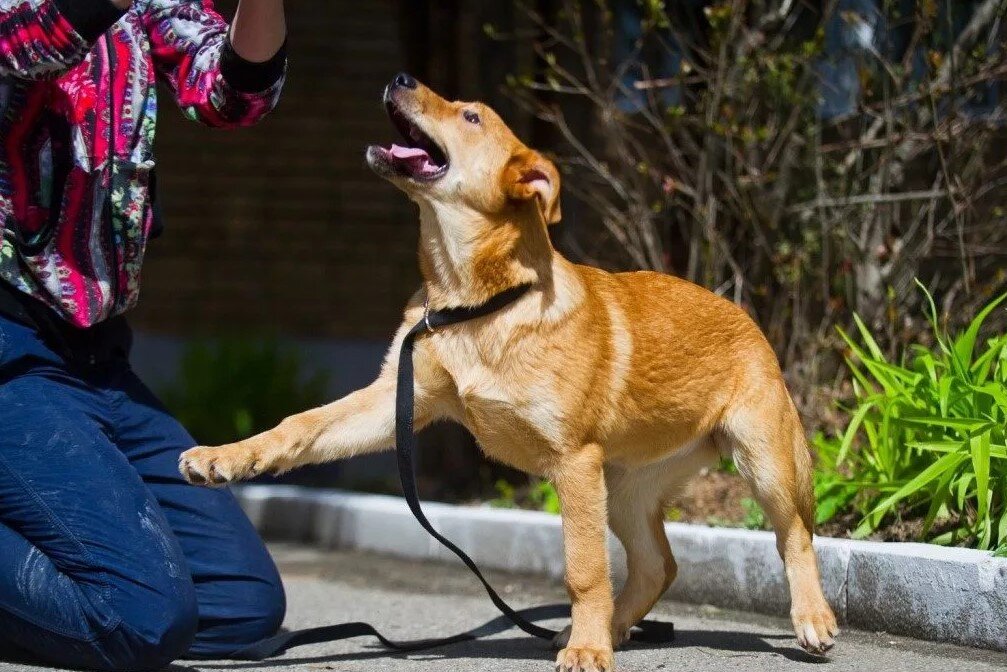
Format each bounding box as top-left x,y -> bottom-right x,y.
2,544 -> 1005,672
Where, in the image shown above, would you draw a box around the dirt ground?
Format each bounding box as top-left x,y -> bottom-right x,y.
668,468 -> 755,527
666,469 -> 938,543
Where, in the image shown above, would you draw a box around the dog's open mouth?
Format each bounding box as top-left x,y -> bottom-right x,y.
373,100 -> 449,181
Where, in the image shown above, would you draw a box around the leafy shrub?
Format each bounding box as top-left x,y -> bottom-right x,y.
160,338 -> 329,446
815,284 -> 1007,553
740,497 -> 768,531
490,478 -> 561,514
499,0 -> 1007,420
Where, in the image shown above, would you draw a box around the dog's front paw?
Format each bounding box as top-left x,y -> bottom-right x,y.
791,604 -> 838,655
179,445 -> 264,486
555,645 -> 614,672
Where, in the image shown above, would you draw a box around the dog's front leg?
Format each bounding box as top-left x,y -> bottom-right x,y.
179,309 -> 448,485
554,443 -> 615,672
178,375 -> 413,485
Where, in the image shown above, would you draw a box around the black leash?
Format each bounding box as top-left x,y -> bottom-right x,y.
232,284 -> 674,660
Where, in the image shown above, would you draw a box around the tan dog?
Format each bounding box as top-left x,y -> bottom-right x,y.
179,73 -> 837,671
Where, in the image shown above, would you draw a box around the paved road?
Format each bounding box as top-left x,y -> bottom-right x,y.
3,544 -> 1006,672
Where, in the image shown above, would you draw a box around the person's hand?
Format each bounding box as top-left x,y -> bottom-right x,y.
110,0 -> 132,10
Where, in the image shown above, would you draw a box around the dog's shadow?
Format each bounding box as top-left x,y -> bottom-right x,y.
186,629 -> 827,670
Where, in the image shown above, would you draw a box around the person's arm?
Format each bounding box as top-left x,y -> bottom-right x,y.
0,0 -> 128,79
143,0 -> 286,129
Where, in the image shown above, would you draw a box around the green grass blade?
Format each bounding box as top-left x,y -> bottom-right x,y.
836,401 -> 875,465
915,279 -> 953,357
974,382 -> 1007,416
915,349 -> 939,384
998,509 -> 1007,549
866,451 -> 969,521
971,335 -> 1006,383
954,293 -> 1007,368
853,313 -> 887,362
897,416 -> 994,434
957,472 -> 974,509
972,432 -> 992,524
910,441 -> 1007,459
938,376 -> 952,417
923,465 -> 957,535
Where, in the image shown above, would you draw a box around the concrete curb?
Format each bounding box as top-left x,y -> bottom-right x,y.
235,484 -> 1007,651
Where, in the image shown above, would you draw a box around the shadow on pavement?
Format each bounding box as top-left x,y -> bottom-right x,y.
187,629 -> 826,669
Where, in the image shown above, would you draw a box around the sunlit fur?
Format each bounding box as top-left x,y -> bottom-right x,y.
180,80 -> 838,671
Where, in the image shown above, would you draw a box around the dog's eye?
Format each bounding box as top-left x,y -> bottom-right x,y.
463,110 -> 480,125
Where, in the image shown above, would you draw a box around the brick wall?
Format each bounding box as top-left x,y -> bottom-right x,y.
131,0 -> 420,340
130,2 -> 550,341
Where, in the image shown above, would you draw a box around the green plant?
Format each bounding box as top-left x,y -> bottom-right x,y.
160,337 -> 329,446
490,479 -> 518,509
489,478 -> 561,514
815,283 -> 1007,552
529,479 -> 561,514
740,497 -> 768,530
501,0 -> 1007,423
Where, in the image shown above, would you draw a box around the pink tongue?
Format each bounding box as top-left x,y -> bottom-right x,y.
389,143 -> 429,160
387,143 -> 441,176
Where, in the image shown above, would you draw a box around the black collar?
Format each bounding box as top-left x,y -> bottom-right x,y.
419,283 -> 534,334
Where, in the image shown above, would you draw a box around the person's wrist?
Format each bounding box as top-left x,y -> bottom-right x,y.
220,37 -> 287,93
109,0 -> 132,10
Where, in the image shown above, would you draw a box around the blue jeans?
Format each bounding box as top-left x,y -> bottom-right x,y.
0,315 -> 285,671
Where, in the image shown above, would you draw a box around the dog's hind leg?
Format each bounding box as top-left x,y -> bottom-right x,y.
605,466 -> 675,648
718,382 -> 838,655
551,441 -> 717,651
606,440 -> 718,646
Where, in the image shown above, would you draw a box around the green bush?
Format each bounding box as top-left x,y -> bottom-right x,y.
500,0 -> 1007,422
490,478 -> 561,514
815,283 -> 1007,554
160,338 -> 329,446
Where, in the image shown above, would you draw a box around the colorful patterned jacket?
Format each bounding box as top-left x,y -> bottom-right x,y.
0,0 -> 286,327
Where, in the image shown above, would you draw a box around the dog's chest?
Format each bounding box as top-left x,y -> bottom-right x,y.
436,339 -> 565,471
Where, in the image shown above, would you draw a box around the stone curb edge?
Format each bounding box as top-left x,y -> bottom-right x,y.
234,484 -> 1007,651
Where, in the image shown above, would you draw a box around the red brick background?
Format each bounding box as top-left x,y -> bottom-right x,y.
132,0 -> 420,340
131,2 -> 539,341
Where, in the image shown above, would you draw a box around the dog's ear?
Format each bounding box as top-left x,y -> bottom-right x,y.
505,150 -> 562,225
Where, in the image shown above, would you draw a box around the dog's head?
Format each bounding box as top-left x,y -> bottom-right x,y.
366,73 -> 561,226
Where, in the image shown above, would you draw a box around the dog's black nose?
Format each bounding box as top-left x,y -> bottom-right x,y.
392,72 -> 417,90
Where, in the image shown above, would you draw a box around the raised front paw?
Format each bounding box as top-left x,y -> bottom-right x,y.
178,445 -> 264,486
555,645 -> 614,672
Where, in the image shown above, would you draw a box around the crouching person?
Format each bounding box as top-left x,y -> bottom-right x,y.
0,1 -> 288,668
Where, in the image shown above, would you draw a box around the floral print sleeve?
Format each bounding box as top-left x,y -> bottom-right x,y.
142,0 -> 286,128
0,0 -> 124,79
0,3 -> 286,327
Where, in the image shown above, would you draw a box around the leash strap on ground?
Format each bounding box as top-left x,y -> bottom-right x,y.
230,605 -> 573,659
232,284 -> 674,660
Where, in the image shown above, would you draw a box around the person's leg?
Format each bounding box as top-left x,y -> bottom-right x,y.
109,367 -> 285,658
0,318 -> 198,671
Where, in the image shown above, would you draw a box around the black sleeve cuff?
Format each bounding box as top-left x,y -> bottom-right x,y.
52,0 -> 126,42
220,38 -> 287,93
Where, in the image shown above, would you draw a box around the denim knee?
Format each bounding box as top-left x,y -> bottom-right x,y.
96,584 -> 199,672
244,578 -> 286,643
188,576 -> 286,657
